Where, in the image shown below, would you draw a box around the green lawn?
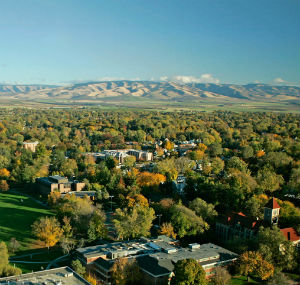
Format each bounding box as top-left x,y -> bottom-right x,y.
0,192 -> 54,251
230,276 -> 259,285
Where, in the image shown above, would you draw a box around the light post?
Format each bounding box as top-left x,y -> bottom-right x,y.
109,195 -> 114,212
156,214 -> 162,227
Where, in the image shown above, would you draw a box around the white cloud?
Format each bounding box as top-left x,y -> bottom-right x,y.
273,77 -> 286,84
173,74 -> 220,84
160,76 -> 168,81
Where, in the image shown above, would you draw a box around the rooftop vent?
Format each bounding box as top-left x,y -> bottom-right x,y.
189,243 -> 200,250
63,272 -> 73,277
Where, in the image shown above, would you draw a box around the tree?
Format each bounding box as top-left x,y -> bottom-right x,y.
47,191 -> 61,207
256,167 -> 284,193
84,272 -> 98,285
113,206 -> 155,239
171,258 -> 207,285
71,259 -> 86,276
226,156 -> 249,174
189,150 -> 205,161
32,216 -> 63,248
189,198 -> 218,224
0,168 -> 10,179
137,172 -> 166,189
256,227 -> 298,271
111,257 -> 141,285
8,238 -> 20,253
241,145 -> 254,159
210,267 -> 231,285
159,222 -> 177,239
87,210 -> 107,241
0,241 -> 22,277
0,180 -> 9,191
123,155 -> 136,169
236,251 -> 274,281
170,204 -> 209,238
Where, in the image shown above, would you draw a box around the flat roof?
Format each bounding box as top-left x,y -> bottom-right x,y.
0,266 -> 91,285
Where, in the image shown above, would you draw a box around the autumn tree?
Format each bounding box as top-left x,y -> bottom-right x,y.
236,251 -> 274,281
0,180 -> 9,191
171,258 -> 207,285
137,171 -> 166,190
32,216 -> 63,248
159,222 -> 177,239
111,257 -> 141,285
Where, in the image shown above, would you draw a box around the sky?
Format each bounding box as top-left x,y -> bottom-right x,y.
0,0 -> 299,85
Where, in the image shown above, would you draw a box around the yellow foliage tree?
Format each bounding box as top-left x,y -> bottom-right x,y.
125,194 -> 149,208
84,273 -> 97,285
197,143 -> 207,152
0,168 -> 10,178
137,172 -> 166,189
32,216 -> 63,248
159,222 -> 177,239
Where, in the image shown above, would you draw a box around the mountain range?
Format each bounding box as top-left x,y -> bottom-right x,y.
0,81 -> 299,104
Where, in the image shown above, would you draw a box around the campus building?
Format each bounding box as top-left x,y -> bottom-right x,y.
216,198 -> 300,245
86,149 -> 153,164
76,235 -> 237,285
36,175 -> 85,195
0,267 -> 91,285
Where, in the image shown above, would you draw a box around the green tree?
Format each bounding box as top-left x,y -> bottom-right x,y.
113,206 -> 155,239
171,258 -> 207,285
87,209 -> 107,241
189,198 -> 218,224
256,167 -> 284,193
170,204 -> 209,238
256,227 -> 298,271
71,259 -> 86,276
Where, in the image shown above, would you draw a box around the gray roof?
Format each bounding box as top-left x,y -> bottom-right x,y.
137,243 -> 237,277
0,267 -> 91,285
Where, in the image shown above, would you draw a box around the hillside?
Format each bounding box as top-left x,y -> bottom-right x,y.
0,81 -> 299,104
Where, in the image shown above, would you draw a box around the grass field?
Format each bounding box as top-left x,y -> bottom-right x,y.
0,192 -> 54,251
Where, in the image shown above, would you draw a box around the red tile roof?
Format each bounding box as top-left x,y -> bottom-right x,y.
265,197 -> 280,209
280,227 -> 300,242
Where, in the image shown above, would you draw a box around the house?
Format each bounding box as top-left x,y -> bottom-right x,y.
75,236 -> 237,285
216,197 -> 300,245
0,266 -> 91,285
23,141 -> 39,152
280,228 -> 300,247
36,175 -> 85,195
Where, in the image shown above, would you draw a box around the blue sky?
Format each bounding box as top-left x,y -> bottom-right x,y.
0,0 -> 299,85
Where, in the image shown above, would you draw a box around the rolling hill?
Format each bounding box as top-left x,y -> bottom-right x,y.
0,81 -> 299,104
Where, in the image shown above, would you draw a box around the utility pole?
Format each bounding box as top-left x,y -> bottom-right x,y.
109,195 -> 114,212
156,214 -> 162,227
